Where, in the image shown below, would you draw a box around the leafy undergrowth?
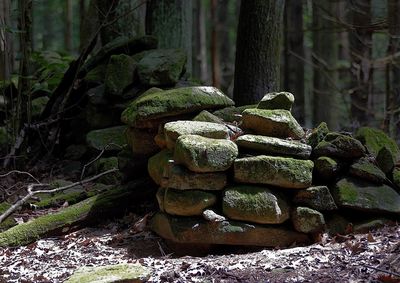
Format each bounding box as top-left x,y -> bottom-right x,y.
0,216 -> 399,283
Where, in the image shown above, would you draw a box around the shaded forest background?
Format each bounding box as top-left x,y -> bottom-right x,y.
0,0 -> 399,166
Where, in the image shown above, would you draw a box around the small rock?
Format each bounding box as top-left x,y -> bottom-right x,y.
125,127 -> 159,156
313,133 -> 366,159
203,209 -> 226,222
293,186 -> 337,211
104,54 -> 136,96
86,126 -> 127,151
349,157 -> 387,184
147,149 -> 173,185
257,91 -> 295,111
376,146 -> 395,174
213,104 -> 257,123
307,122 -> 329,148
193,110 -> 224,124
313,156 -> 341,181
292,207 -> 326,234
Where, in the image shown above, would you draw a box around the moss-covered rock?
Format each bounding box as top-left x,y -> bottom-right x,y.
161,188 -> 217,216
393,168 -> 400,188
242,108 -> 305,139
193,110 -> 224,124
307,122 -> 329,148
66,263 -> 150,283
104,54 -> 136,97
86,126 -> 127,151
121,86 -> 234,128
332,177 -> 400,214
313,133 -> 366,159
355,127 -> 400,162
293,186 -> 337,211
234,155 -> 313,189
147,149 -> 173,185
257,92 -> 295,111
326,214 -> 351,235
125,127 -> 159,156
84,64 -> 107,85
376,146 -> 396,174
292,207 -> 326,234
213,104 -> 257,123
94,157 -> 121,185
164,120 -> 230,149
349,157 -> 387,184
235,134 -> 312,159
150,212 -> 310,247
222,185 -> 290,224
313,156 -> 341,181
174,135 -> 238,173
162,164 -> 227,190
353,218 -> 391,233
0,202 -> 16,231
137,49 -> 186,86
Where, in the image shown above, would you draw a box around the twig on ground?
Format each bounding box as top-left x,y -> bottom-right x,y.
0,170 -> 41,184
362,264 -> 400,278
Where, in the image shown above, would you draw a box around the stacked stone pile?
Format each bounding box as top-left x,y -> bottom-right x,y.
122,90 -> 400,249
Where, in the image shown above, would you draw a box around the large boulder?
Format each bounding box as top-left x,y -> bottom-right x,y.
104,54 -> 136,97
160,188 -> 217,216
151,212 -> 310,247
242,108 -> 305,139
293,186 -> 337,211
86,126 -> 126,151
65,263 -> 150,283
121,86 -> 234,128
147,149 -> 173,185
164,120 -> 230,149
257,92 -> 295,111
174,135 -> 238,173
332,177 -> 400,214
349,157 -> 388,184
235,134 -> 311,159
234,155 -> 313,189
137,49 -> 186,86
355,127 -> 400,162
162,164 -> 227,190
222,185 -> 290,224
291,207 -> 326,234
313,133 -> 366,159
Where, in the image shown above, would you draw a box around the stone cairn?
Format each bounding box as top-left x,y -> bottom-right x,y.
120,89 -> 400,248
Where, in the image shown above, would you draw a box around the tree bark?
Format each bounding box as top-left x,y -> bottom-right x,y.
80,0 -> 100,52
0,0 -> 12,81
64,0 -> 73,51
146,0 -> 193,75
284,0 -> 305,124
97,0 -> 120,45
349,0 -> 373,126
192,0 -> 208,83
0,179 -> 154,247
233,0 -> 285,106
312,0 -> 339,130
211,0 -> 220,88
386,0 -> 400,139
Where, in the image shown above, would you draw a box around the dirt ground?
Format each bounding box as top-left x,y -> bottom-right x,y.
0,215 -> 399,283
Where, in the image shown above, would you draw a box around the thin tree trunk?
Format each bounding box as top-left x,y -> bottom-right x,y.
349,0 -> 373,127
64,0 -> 73,52
233,0 -> 285,106
80,0 -> 99,51
211,0 -> 220,88
312,0 -> 339,130
284,0 -> 305,124
42,0 -> 53,50
0,0 -> 12,81
146,0 -> 193,75
97,0 -> 120,45
218,0 -> 233,95
386,0 -> 400,139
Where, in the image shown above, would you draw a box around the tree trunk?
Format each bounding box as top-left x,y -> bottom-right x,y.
97,0 -> 120,45
349,0 -> 373,127
211,0 -> 220,88
192,0 -> 208,83
146,0 -> 193,75
64,0 -> 73,52
386,0 -> 400,139
284,0 -> 305,124
0,179 -> 154,247
80,0 -> 100,51
42,0 -> 53,50
233,0 -> 285,106
0,0 -> 12,81
312,0 -> 339,130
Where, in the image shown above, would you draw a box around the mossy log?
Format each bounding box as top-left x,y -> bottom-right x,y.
0,178 -> 154,247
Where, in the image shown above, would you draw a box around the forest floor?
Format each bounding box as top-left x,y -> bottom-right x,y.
0,214 -> 399,282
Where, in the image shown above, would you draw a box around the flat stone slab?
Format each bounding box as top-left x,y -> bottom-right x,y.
174,135 -> 238,173
162,164 -> 227,190
242,108 -> 305,139
236,134 -> 311,159
332,177 -> 400,214
164,120 -> 230,149
159,188 -> 217,216
86,126 -> 127,151
223,185 -> 290,224
313,133 -> 366,159
234,155 -> 313,189
65,263 -> 150,283
257,92 -> 295,111
349,157 -> 388,184
151,212 -> 310,247
293,186 -> 337,211
121,86 -> 234,128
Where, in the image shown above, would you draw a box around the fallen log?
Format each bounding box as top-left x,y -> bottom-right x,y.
0,178 -> 155,247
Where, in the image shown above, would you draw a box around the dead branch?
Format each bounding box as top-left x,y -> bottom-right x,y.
0,168 -> 118,224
